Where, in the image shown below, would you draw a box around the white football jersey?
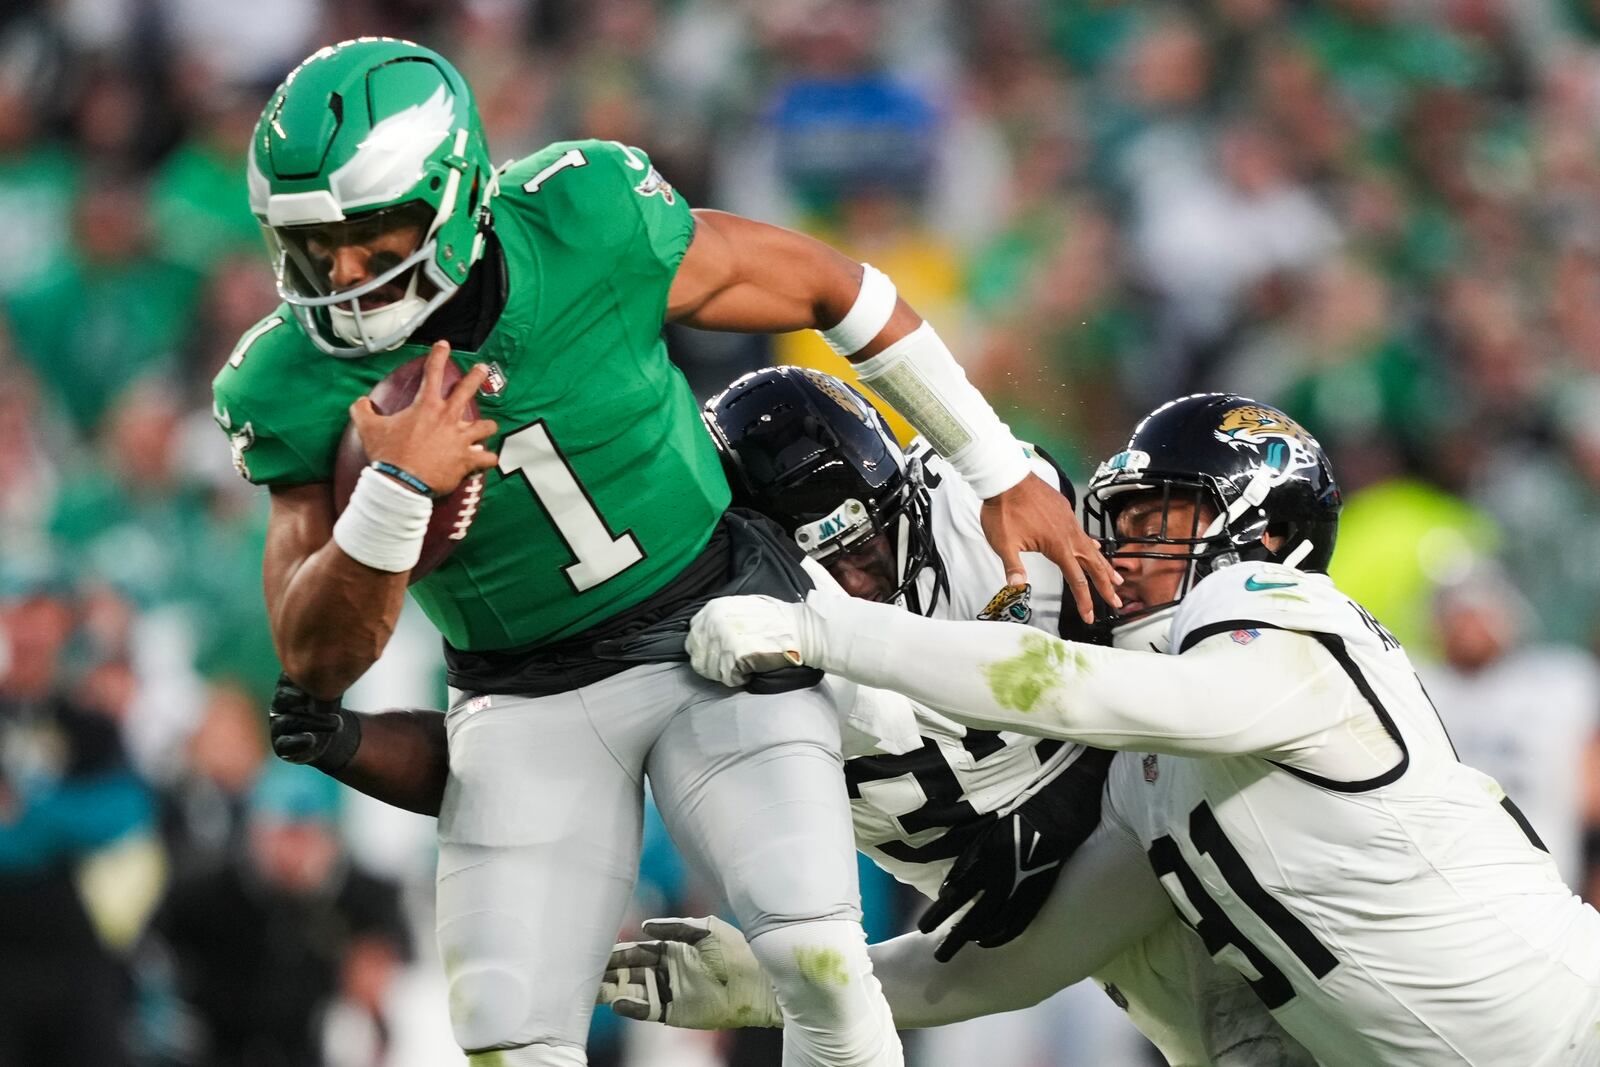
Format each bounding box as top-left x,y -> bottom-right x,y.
831,446 -> 1309,1066
844,442 -> 1082,898
1421,647 -> 1600,889
1100,561 -> 1600,1067
811,555 -> 1600,1066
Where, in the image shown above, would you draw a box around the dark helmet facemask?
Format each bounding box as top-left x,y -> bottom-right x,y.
1084,394 -> 1342,650
704,366 -> 947,613
790,455 -> 940,608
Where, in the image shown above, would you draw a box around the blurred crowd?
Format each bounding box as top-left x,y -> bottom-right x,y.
3,0 -> 1600,1064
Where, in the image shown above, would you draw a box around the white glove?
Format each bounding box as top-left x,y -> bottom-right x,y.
597,915 -> 783,1030
687,595 -> 809,687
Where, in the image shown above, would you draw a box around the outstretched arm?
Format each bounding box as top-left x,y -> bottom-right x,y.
600,819 -> 1168,1029
871,821 -> 1169,1027
690,592 -> 1350,759
667,210 -> 1118,620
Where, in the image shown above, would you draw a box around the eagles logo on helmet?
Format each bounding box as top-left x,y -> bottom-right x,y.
247,38 -> 499,356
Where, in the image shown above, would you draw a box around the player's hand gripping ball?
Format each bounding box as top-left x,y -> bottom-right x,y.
333,349 -> 492,582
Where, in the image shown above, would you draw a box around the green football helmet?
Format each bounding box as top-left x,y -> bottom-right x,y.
248,38 -> 498,356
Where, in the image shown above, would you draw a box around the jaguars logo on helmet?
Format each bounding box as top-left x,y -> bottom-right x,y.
1213,404 -> 1322,480
1084,393 -> 1341,643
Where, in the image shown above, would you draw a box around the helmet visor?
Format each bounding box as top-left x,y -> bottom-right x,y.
269,200 -> 436,304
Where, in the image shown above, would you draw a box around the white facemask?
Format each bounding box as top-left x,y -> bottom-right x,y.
326,275 -> 433,351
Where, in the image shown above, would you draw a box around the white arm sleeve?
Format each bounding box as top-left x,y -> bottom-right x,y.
868,820 -> 1169,1027
802,593 -> 1350,758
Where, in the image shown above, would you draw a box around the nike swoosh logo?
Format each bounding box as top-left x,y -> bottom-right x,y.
612,140 -> 648,170
1244,576 -> 1297,592
1012,824 -> 1062,892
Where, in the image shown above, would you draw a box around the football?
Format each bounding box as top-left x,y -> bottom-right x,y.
332,355 -> 486,583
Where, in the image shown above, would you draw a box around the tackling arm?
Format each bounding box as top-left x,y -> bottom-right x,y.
600,819 -> 1169,1030
872,820 -> 1169,1027
805,595 -> 1344,757
692,593 -> 1348,759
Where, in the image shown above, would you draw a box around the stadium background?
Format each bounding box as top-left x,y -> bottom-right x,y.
2,0 -> 1598,1063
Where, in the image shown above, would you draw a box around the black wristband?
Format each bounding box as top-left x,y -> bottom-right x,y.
311,706 -> 363,773
370,460 -> 436,498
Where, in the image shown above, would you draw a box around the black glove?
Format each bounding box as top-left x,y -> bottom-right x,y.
917,752 -> 1110,962
269,672 -> 362,773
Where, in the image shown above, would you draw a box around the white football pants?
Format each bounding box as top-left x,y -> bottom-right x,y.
436,661 -> 901,1067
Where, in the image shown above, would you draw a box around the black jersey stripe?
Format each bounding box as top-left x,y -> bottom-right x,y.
1267,632 -> 1409,793
1180,621 -> 1410,793
1177,618 -> 1286,652
1500,795 -> 1550,853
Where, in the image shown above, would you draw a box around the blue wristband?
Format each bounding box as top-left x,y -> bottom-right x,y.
370,461 -> 436,498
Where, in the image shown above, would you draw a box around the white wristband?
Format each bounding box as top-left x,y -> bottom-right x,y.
332,466 -> 434,573
853,321 -> 1031,498
818,264 -> 897,356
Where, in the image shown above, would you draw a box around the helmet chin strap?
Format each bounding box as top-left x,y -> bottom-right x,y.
1196,465 -> 1312,574
894,511 -> 911,591
892,510 -> 931,614
1279,538 -> 1315,569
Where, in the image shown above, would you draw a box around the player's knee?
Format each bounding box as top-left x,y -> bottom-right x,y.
465,1042 -> 585,1067
449,962 -> 537,1053
749,919 -> 880,1019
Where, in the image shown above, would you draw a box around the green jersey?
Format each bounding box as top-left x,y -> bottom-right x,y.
212,140 -> 731,651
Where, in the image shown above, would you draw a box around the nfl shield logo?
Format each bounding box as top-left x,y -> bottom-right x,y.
479,361 -> 509,397
1143,754 -> 1159,783
1230,628 -> 1260,645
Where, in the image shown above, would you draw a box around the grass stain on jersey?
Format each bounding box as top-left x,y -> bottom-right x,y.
984,632 -> 1078,712
795,946 -> 850,987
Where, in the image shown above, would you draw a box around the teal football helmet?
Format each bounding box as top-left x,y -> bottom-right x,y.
248,38 -> 498,355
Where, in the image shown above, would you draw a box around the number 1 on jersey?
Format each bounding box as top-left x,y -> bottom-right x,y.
499,421 -> 644,593
522,148 -> 587,194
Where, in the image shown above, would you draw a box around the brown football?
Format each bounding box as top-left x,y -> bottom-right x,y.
332,355 -> 486,583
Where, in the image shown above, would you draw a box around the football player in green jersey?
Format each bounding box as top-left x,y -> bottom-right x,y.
214,38 -> 1119,1067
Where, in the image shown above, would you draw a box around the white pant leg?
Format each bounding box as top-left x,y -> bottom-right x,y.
436,670 -> 671,1060
645,681 -> 859,934
647,679 -> 902,1067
